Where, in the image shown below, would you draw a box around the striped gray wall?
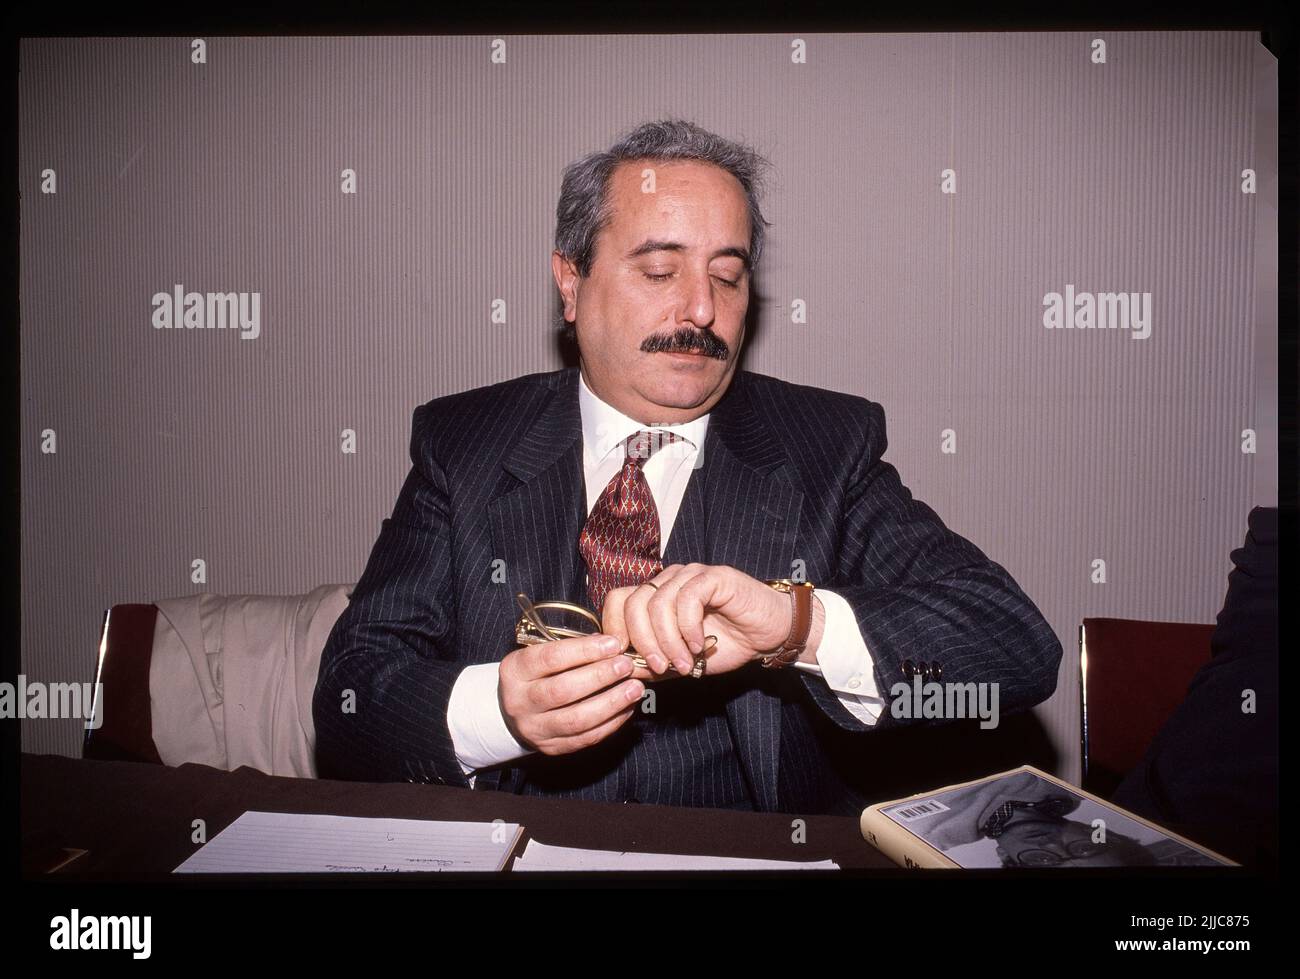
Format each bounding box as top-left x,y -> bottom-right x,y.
20,32 -> 1277,785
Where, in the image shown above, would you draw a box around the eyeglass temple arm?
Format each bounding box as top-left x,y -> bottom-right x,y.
515,593 -> 602,641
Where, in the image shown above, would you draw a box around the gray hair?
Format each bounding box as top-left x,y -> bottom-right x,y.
554,119 -> 772,339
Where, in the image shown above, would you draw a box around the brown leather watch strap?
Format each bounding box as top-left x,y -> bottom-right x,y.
759,580 -> 814,668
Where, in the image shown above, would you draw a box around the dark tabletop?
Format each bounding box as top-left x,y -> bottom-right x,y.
20,753 -> 894,878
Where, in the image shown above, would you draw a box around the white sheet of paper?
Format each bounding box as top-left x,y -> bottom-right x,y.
512,839 -> 839,872
173,811 -> 522,873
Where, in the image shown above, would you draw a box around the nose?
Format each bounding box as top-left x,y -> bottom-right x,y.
677,267 -> 717,329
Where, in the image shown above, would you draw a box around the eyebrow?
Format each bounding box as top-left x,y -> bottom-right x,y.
625,238 -> 751,268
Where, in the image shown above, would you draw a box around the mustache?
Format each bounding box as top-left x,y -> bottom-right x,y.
640,328 -> 730,360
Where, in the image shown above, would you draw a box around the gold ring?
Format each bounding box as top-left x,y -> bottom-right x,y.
644,581 -> 660,590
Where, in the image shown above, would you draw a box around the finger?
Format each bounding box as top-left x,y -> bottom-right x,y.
543,676 -> 645,740
626,660 -> 666,682
599,569 -> 680,652
529,650 -> 636,711
625,583 -> 671,675
673,570 -> 716,657
646,575 -> 699,675
600,588 -> 631,652
548,705 -> 638,756
520,632 -> 622,680
622,654 -> 683,682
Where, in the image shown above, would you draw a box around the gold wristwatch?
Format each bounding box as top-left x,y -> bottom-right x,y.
759,579 -> 816,668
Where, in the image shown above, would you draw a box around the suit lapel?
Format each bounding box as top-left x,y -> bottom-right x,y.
488,366 -> 803,812
487,369 -> 589,637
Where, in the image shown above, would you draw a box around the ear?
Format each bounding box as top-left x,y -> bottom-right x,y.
552,251 -> 581,322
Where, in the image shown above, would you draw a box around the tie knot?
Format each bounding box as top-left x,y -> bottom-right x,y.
624,429 -> 682,465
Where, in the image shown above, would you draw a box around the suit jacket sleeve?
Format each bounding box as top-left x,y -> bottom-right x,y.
1109,506 -> 1278,855
312,403 -> 473,786
796,400 -> 1063,732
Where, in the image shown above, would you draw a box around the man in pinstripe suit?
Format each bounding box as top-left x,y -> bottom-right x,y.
313,120 -> 1062,814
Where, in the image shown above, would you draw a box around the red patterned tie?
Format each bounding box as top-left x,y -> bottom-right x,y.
580,429 -> 683,616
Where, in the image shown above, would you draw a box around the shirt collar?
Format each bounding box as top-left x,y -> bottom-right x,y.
578,368 -> 710,464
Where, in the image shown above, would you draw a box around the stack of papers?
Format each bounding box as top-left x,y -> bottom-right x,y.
174,811 -> 523,873
172,810 -> 841,873
512,840 -> 839,871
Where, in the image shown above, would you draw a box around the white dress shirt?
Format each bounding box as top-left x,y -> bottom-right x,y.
447,370 -> 884,784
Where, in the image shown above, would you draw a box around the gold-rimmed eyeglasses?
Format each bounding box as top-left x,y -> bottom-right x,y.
514,592 -> 714,679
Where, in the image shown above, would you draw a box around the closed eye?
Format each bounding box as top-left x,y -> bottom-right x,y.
644,272 -> 740,288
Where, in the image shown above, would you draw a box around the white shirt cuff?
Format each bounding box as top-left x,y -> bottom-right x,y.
446,662 -> 532,787
791,588 -> 885,726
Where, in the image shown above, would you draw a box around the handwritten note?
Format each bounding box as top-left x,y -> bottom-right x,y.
173,811 -> 522,873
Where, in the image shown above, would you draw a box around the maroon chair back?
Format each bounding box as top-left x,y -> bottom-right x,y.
1080,617 -> 1214,797
83,604 -> 164,765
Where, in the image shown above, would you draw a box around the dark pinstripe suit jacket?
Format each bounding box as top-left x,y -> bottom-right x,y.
312,366 -> 1062,813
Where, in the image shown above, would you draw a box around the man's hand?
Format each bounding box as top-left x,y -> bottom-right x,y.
601,563 -> 823,680
497,633 -> 644,756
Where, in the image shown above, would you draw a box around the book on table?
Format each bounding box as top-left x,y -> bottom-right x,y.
859,765 -> 1235,868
